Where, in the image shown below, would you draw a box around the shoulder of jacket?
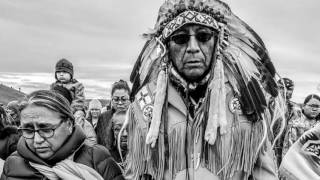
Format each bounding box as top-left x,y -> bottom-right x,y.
71,79 -> 83,86
4,151 -> 28,169
82,144 -> 112,162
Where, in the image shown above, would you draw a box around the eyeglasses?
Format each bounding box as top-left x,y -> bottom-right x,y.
112,96 -> 129,103
170,31 -> 214,45
306,104 -> 320,109
18,121 -> 64,139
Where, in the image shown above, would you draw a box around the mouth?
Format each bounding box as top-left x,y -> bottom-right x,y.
35,147 -> 50,153
184,60 -> 204,67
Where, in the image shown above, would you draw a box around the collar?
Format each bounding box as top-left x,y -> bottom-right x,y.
17,125 -> 86,166
169,66 -> 210,91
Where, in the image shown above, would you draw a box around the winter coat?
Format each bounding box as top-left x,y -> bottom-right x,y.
96,110 -> 123,162
0,125 -> 124,180
50,79 -> 85,112
0,126 -> 20,160
80,119 -> 97,146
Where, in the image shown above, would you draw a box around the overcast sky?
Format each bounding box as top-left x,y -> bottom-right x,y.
0,0 -> 319,102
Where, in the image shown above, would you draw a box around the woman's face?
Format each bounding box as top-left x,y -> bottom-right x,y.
90,108 -> 101,118
303,98 -> 320,119
20,105 -> 72,159
111,89 -> 130,112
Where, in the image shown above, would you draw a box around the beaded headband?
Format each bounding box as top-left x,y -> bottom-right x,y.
162,10 -> 220,39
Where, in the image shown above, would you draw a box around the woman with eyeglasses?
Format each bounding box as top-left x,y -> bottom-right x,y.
96,80 -> 130,167
0,90 -> 124,180
282,94 -> 320,157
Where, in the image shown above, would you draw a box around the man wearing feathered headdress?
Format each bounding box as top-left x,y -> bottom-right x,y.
124,0 -> 284,179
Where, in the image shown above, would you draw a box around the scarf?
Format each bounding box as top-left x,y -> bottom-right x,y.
29,159 -> 104,180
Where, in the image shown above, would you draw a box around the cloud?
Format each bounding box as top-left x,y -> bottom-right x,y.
0,72 -> 117,99
0,0 -> 319,103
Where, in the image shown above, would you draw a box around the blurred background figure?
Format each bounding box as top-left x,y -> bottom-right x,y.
86,99 -> 102,129
6,100 -> 21,127
52,85 -> 97,146
0,105 -> 19,160
96,80 -> 130,166
273,78 -> 302,166
74,109 -> 97,146
282,94 -> 320,157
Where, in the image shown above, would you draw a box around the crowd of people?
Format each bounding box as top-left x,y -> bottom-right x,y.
0,0 -> 319,179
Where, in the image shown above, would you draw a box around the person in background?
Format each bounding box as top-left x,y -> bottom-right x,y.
52,85 -> 97,146
87,99 -> 103,129
50,58 -> 85,115
282,94 -> 320,157
74,109 -> 97,146
272,78 -> 301,166
1,90 -> 124,180
0,106 -> 19,160
6,100 -> 21,127
96,80 -> 130,166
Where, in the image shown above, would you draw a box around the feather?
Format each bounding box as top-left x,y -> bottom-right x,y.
130,38 -> 166,97
226,14 -> 278,98
222,52 -> 265,122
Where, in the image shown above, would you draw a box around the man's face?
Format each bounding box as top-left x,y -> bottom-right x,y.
303,98 -> 320,119
20,105 -> 72,159
279,86 -> 293,100
56,71 -> 71,83
111,89 -> 130,112
168,24 -> 216,82
286,89 -> 293,100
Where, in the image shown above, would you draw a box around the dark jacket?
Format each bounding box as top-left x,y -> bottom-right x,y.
0,125 -> 124,180
0,126 -> 20,160
96,109 -> 123,162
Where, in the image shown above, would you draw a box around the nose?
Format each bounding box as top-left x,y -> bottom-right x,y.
186,35 -> 200,54
33,131 -> 45,144
122,130 -> 128,136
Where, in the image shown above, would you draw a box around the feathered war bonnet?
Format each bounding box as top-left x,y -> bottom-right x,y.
131,0 -> 278,146
129,0 -> 279,178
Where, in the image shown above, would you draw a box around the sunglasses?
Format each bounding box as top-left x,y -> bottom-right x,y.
170,31 -> 214,45
306,104 -> 320,109
112,96 -> 129,103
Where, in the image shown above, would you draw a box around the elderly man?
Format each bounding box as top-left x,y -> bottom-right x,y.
1,90 -> 124,180
125,0 -> 282,180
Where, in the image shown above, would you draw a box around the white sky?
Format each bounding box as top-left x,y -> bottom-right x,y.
0,0 -> 319,101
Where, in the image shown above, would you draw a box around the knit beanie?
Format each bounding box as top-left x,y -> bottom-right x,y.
55,58 -> 74,79
88,99 -> 102,111
51,85 -> 73,105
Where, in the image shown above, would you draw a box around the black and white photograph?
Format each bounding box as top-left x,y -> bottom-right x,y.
0,0 -> 319,179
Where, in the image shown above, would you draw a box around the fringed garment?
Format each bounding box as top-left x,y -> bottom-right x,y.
125,69 -> 278,180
